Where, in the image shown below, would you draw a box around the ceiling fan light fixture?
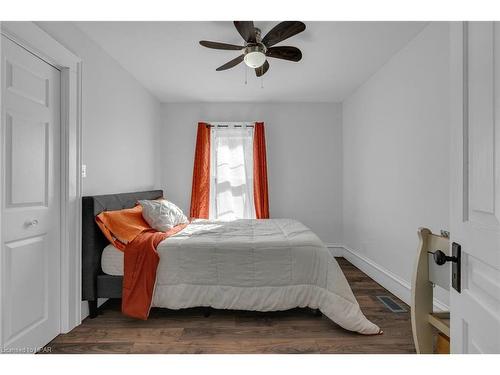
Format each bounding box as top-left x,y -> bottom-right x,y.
244,51 -> 266,68
243,45 -> 266,68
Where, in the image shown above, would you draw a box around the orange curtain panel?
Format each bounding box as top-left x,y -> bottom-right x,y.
190,122 -> 211,218
253,122 -> 270,218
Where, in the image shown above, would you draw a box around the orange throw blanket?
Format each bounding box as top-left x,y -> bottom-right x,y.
121,225 -> 187,319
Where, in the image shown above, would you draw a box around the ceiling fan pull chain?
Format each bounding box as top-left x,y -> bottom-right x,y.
261,75 -> 264,89
245,64 -> 248,85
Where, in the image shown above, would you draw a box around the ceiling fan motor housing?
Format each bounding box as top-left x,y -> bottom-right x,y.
254,27 -> 262,42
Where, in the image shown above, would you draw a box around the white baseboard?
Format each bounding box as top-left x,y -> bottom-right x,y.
340,245 -> 449,312
432,296 -> 449,312
325,243 -> 344,257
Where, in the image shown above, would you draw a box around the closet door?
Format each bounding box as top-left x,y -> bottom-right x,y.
1,35 -> 61,352
449,22 -> 500,353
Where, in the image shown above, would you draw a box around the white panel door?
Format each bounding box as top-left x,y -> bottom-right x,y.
0,35 -> 61,353
450,22 -> 500,354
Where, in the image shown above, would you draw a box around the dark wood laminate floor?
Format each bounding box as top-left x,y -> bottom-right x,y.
42,258 -> 415,354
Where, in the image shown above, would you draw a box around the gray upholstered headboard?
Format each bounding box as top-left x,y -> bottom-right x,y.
81,190 -> 163,301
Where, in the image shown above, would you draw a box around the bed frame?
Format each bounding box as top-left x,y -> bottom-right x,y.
81,190 -> 164,318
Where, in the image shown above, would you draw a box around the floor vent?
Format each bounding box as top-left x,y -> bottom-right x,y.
376,295 -> 407,313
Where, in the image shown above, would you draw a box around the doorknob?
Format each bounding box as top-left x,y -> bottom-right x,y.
25,219 -> 39,228
432,250 -> 458,265
428,244 -> 462,293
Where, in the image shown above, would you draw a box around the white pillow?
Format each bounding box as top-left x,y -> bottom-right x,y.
138,199 -> 188,232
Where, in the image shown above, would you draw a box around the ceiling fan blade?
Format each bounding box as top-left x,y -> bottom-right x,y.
233,21 -> 256,43
255,60 -> 269,77
216,55 -> 245,71
262,21 -> 306,47
199,40 -> 244,50
266,46 -> 302,62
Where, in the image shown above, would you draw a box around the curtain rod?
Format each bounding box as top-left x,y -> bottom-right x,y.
206,124 -> 254,128
205,122 -> 259,128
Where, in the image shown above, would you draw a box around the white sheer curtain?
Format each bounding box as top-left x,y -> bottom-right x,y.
209,127 -> 256,220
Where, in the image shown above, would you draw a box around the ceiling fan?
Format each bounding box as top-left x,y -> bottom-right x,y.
199,21 -> 306,77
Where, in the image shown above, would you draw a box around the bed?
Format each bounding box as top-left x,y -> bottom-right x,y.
82,190 -> 380,335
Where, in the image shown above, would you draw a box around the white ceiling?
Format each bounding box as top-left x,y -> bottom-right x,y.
75,21 -> 427,103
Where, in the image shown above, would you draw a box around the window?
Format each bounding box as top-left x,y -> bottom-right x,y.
209,126 -> 256,220
190,121 -> 268,220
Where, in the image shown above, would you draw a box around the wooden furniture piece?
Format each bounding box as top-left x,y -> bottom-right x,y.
411,228 -> 450,354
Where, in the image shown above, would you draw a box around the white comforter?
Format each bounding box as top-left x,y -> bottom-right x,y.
102,219 -> 380,334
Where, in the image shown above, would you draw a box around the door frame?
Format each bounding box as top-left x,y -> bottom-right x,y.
449,19 -> 468,354
0,21 -> 83,341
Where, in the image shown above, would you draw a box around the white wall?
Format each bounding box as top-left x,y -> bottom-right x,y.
37,22 -> 162,196
160,102 -> 342,244
342,23 -> 450,307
